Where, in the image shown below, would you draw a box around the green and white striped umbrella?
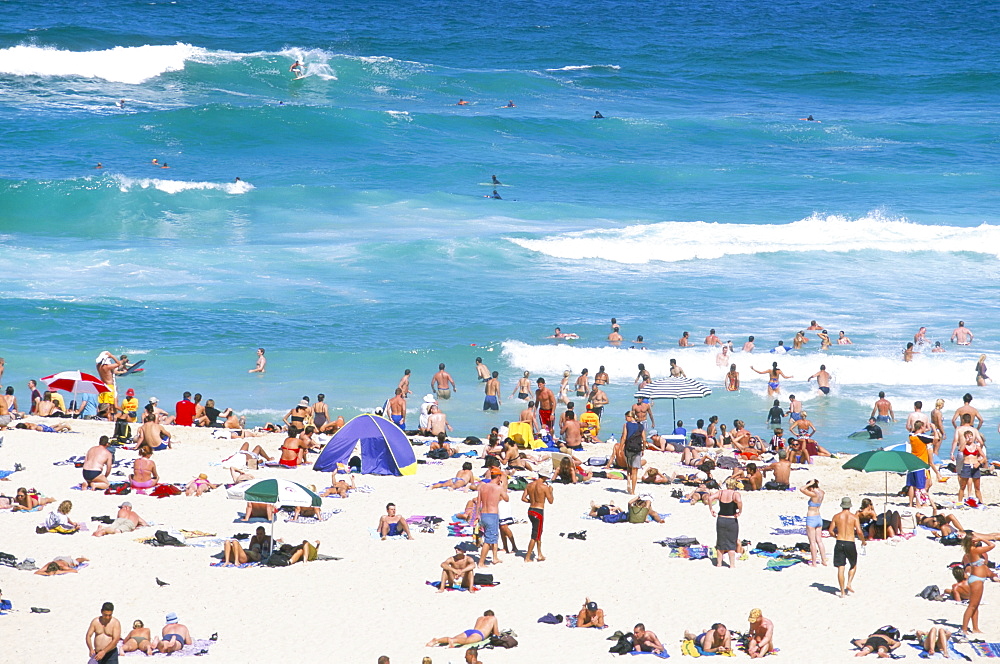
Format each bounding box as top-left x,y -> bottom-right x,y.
226,478 -> 321,508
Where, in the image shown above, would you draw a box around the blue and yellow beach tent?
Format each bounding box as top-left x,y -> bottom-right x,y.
313,413 -> 417,476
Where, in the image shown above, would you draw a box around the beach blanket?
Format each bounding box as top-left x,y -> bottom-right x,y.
970,642 -> 1000,657
770,526 -> 808,536
565,615 -> 608,629
119,637 -> 215,657
764,557 -> 804,571
448,523 -> 475,537
282,510 -> 340,524
425,580 -> 498,592
370,527 -> 408,541
209,560 -> 261,569
669,546 -> 711,560
628,649 -> 670,658
909,642 -> 971,660
233,513 -> 274,524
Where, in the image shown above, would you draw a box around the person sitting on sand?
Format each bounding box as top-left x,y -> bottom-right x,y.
80,436 -> 114,491
551,455 -> 590,484
680,446 -> 714,468
430,462 -> 477,490
15,421 -> 71,433
184,473 -> 218,497
122,619 -> 153,655
628,494 -> 665,523
130,445 -> 159,490
93,502 -> 148,537
222,526 -> 272,564
916,627 -> 954,657
686,623 -> 732,655
857,498 -> 901,539
13,487 -> 54,511
577,598 -> 605,628
455,498 -> 476,522
761,450 -> 792,489
377,502 -> 414,540
34,556 -> 88,576
641,467 -> 671,484
320,473 -> 356,498
426,610 -> 499,648
946,567 -> 971,602
429,432 -> 459,458
437,544 -> 477,593
38,500 -> 80,534
155,612 -> 192,654
240,501 -> 275,522
851,627 -> 901,657
632,623 -> 666,654
747,608 -> 776,658
133,413 -> 172,450
787,437 -> 811,464
279,427 -> 306,467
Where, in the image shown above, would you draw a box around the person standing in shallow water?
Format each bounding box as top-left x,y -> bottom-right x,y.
249,347 -> 266,373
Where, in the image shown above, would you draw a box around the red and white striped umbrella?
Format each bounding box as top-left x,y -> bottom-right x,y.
40,371 -> 110,394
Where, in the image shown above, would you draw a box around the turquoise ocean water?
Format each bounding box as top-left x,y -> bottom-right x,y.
1,0 -> 998,452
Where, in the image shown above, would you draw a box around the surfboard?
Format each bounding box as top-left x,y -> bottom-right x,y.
847,430 -> 873,440
478,183 -> 511,186
293,75 -> 307,81
120,359 -> 146,376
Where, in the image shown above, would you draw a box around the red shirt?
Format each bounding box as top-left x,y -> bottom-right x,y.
175,399 -> 196,426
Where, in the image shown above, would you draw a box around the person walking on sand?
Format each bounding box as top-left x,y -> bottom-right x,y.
249,347 -> 266,373
477,469 -> 509,566
431,363 -> 457,399
961,532 -> 993,637
523,473 -> 553,562
709,477 -> 743,569
621,411 -> 645,495
800,479 -> 827,566
830,497 -> 865,598
86,601 -> 121,664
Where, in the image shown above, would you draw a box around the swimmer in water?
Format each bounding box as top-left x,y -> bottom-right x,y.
800,115 -> 821,122
151,159 -> 159,166
593,111 -> 604,118
492,175 -> 502,185
456,99 -> 469,105
117,99 -> 125,109
160,162 -> 169,169
491,190 -> 502,199
290,60 -> 303,77
504,100 -> 515,108
95,163 -> 103,169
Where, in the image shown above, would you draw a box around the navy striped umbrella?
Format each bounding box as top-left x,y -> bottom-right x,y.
634,377 -> 712,421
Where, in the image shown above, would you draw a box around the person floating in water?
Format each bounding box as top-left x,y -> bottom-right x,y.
800,115 -> 820,122
490,190 -> 502,199
117,99 -> 126,109
593,111 -> 604,118
290,61 -> 303,77
504,100 -> 515,108
456,99 -> 469,105
95,163 -> 103,169
492,175 -> 502,185
160,163 -> 169,169
151,159 -> 159,166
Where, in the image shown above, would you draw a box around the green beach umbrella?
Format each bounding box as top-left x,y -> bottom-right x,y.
226,478 -> 321,507
842,449 -> 929,539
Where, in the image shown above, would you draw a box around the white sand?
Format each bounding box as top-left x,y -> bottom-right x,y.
1,418 -> 997,662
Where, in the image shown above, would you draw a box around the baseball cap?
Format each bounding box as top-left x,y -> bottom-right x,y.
648,429 -> 658,436
119,501 -> 132,509
587,601 -> 598,611
126,389 -> 135,397
148,397 -> 158,404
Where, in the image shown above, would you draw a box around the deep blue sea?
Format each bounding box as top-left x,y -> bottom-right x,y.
1,0 -> 998,452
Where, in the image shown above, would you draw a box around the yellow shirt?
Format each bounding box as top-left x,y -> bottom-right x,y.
121,397 -> 139,422
580,411 -> 601,435
50,393 -> 66,411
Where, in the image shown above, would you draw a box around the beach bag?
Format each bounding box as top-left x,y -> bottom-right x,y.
427,448 -> 449,460
874,626 -> 901,641
104,483 -> 131,496
941,533 -> 961,546
755,542 -> 778,553
624,430 -> 644,455
601,511 -> 628,524
609,633 -> 635,655
150,484 -> 181,498
112,420 -> 131,443
763,481 -> 789,491
473,573 -> 494,585
153,530 -> 184,547
490,633 -> 518,649
463,436 -> 482,446
265,550 -> 292,567
507,477 -> 528,491
587,456 -> 609,466
917,585 -> 942,601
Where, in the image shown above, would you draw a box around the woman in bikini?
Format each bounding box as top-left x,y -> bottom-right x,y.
751,362 -> 792,397
511,371 -> 531,401
705,416 -> 719,447
184,473 -> 217,496
800,479 -> 827,566
122,619 -> 153,655
961,532 -> 994,636
430,462 -> 476,490
725,364 -> 739,391
558,370 -> 571,405
13,487 -> 53,511
129,446 -> 158,490
958,429 -> 986,505
641,467 -> 671,484
282,400 -> 311,430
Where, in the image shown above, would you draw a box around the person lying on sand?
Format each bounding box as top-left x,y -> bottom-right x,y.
915,502 -> 966,537
273,540 -> 320,564
34,556 -> 88,576
13,487 -> 54,511
430,462 -> 477,490
685,623 -> 732,655
377,503 -> 414,540
14,421 -> 71,433
632,623 -> 666,654
576,598 -> 605,628
641,467 -> 671,484
588,501 -> 622,519
184,474 -> 218,497
93,502 -> 147,537
240,501 -> 275,522
122,619 -> 153,655
851,627 -> 901,657
320,473 -> 356,498
155,612 -> 192,653
426,610 -> 499,647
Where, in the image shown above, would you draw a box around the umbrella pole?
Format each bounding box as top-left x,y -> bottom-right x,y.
672,399 -> 676,424
884,473 -> 888,540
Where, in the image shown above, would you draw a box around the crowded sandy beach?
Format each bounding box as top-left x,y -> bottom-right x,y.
1,340 -> 998,664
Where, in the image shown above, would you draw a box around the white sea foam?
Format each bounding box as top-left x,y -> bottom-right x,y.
277,47 -> 338,80
113,175 -> 253,195
500,340 -> 988,389
507,212 -> 1000,264
0,43 -> 242,84
545,64 -> 621,72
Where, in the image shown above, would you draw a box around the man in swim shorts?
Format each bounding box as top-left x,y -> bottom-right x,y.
387,388 -> 407,429
632,623 -> 666,654
155,612 -> 191,654
80,436 -> 114,491
808,365 -> 832,395
830,497 -> 865,598
535,378 -> 555,433
871,391 -> 894,422
477,469 -> 509,566
951,320 -> 974,345
523,473 -> 553,563
431,363 -> 456,399
438,544 -> 477,592
93,502 -> 148,537
483,371 -> 501,411
86,601 -> 122,664
377,502 -> 413,540
426,609 -> 499,648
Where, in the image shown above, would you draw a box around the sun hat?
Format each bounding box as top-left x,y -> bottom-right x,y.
125,388 -> 135,397
165,612 -> 178,624
840,497 -> 852,509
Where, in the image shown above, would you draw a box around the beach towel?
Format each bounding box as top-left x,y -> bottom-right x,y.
565,615 -> 608,629
669,546 -> 711,560
283,510 -> 340,524
970,642 -> 1000,657
210,560 -> 261,569
233,513 -> 274,524
448,523 -> 475,537
764,557 -> 803,571
629,649 -> 670,658
778,515 -> 807,526
370,527 -> 408,540
909,642 -> 971,660
119,637 -> 215,657
425,580 -> 498,592
770,526 -> 807,536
